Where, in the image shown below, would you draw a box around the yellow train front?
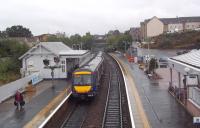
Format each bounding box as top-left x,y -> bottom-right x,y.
71,52 -> 104,98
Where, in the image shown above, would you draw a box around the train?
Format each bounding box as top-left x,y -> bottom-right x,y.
71,52 -> 104,98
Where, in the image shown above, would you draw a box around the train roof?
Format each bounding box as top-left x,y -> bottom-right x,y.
77,52 -> 103,72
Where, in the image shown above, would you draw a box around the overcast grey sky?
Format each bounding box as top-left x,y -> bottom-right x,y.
0,0 -> 199,36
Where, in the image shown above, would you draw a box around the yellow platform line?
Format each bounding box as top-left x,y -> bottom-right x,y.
24,87 -> 70,128
111,54 -> 151,128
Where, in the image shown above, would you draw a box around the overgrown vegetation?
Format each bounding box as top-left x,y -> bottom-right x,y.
0,25 -> 33,38
0,39 -> 29,84
105,30 -> 132,52
144,31 -> 200,49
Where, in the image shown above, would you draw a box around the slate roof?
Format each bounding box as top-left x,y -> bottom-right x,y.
170,50 -> 200,69
160,17 -> 200,24
19,42 -> 72,59
142,16 -> 200,25
41,42 -> 71,54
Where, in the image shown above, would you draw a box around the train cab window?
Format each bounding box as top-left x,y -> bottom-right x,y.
74,74 -> 92,85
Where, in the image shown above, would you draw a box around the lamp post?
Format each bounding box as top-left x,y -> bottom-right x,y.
43,57 -> 61,89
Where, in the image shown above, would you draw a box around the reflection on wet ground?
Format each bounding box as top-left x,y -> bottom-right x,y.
0,80 -> 69,128
118,54 -> 194,128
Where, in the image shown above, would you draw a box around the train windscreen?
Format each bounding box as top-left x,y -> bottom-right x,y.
73,74 -> 92,85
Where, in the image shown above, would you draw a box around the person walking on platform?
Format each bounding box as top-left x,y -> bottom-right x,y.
14,90 -> 25,110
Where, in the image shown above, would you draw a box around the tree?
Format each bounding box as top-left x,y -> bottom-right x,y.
6,25 -> 33,37
105,30 -> 133,52
0,39 -> 29,82
81,32 -> 94,50
0,31 -> 8,38
70,34 -> 81,44
46,35 -> 72,47
70,34 -> 82,49
148,58 -> 158,73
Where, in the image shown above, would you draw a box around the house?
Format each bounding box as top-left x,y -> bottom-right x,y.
35,34 -> 55,42
141,16 -> 200,41
19,42 -> 92,79
168,50 -> 200,116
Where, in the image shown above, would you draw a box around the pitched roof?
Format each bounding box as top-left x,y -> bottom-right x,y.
19,42 -> 72,59
170,50 -> 200,69
41,42 -> 71,54
142,16 -> 200,25
160,16 -> 200,24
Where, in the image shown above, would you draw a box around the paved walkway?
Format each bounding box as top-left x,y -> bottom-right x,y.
115,53 -> 194,128
0,80 -> 70,128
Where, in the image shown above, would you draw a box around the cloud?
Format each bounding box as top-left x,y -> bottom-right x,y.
0,0 -> 199,35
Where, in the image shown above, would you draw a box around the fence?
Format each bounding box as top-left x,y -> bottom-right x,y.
0,73 -> 43,103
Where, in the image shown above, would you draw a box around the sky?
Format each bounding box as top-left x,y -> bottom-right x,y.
0,0 -> 199,36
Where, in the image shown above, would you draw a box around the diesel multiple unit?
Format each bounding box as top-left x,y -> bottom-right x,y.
72,52 -> 104,98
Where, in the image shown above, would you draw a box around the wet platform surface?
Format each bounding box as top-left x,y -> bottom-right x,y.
115,54 -> 194,128
0,80 -> 70,128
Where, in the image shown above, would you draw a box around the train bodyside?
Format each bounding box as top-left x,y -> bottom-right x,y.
72,52 -> 104,98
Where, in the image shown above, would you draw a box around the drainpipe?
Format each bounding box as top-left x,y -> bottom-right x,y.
178,72 -> 181,100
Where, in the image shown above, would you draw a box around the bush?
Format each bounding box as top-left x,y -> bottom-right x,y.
151,31 -> 200,49
148,58 -> 158,73
0,39 -> 29,83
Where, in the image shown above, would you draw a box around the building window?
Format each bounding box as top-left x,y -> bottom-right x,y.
61,60 -> 65,72
189,87 -> 200,107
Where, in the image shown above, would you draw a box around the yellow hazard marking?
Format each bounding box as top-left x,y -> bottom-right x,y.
74,86 -> 92,93
23,86 -> 71,128
74,71 -> 91,75
111,54 -> 151,128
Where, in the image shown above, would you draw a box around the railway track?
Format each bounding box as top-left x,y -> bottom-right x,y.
61,102 -> 89,128
39,53 -> 132,128
102,55 -> 131,128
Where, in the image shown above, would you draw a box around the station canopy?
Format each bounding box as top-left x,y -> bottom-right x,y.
59,50 -> 89,58
170,50 -> 200,69
168,50 -> 200,74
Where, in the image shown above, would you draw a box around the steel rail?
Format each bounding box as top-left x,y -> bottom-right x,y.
38,92 -> 72,128
102,58 -> 123,128
61,104 -> 87,128
102,71 -> 112,128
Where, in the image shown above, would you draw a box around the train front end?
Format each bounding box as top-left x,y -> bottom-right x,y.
72,70 -> 95,98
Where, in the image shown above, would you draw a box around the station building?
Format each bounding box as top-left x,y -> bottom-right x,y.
168,50 -> 200,116
19,42 -> 92,79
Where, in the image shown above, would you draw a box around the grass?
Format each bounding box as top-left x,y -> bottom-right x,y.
0,72 -> 21,86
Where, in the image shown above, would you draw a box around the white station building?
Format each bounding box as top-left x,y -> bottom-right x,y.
19,42 -> 93,79
168,49 -> 200,116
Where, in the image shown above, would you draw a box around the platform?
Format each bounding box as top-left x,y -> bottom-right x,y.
0,80 -> 70,128
112,53 -> 194,128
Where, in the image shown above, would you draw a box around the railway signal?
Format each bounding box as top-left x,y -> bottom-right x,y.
43,57 -> 61,89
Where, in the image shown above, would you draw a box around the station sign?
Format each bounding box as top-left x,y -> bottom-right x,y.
186,74 -> 198,87
193,117 -> 200,124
